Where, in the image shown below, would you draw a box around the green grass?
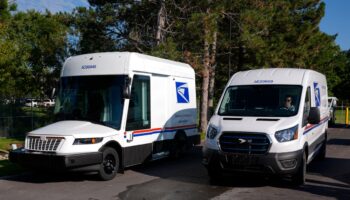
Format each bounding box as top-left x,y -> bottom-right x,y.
0,138 -> 24,151
0,160 -> 25,177
21,106 -> 49,118
0,138 -> 26,177
335,109 -> 347,124
200,132 -> 206,141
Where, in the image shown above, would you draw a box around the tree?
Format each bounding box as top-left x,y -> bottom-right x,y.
0,0 -> 30,99
0,5 -> 69,99
333,50 -> 350,101
71,0 -> 348,133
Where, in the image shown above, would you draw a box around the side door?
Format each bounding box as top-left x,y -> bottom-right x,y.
302,86 -> 313,158
123,74 -> 152,166
303,84 -> 322,159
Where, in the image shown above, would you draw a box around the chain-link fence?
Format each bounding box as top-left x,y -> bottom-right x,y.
0,101 -> 54,138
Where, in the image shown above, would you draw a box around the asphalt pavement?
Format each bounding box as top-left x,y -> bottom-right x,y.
0,127 -> 349,200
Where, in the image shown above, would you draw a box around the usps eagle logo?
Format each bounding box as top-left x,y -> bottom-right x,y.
176,82 -> 189,103
314,82 -> 321,107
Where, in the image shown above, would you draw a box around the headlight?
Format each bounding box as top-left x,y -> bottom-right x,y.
73,138 -> 103,145
275,125 -> 298,142
206,125 -> 219,139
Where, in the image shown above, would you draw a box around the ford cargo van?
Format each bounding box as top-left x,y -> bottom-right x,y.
202,68 -> 328,185
10,52 -> 200,180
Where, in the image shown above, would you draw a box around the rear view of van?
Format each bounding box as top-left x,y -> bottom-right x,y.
202,68 -> 328,185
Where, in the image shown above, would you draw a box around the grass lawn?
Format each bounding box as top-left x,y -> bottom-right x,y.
21,106 -> 50,118
0,138 -> 24,151
0,138 -> 26,177
335,109 -> 347,124
0,160 -> 25,177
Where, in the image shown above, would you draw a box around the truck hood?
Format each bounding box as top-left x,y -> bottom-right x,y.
210,115 -> 299,135
29,120 -> 118,138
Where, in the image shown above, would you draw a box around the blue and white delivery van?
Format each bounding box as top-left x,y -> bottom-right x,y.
10,52 -> 200,180
203,68 -> 328,185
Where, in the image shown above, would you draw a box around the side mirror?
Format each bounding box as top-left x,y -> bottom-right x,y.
308,107 -> 320,124
123,77 -> 132,99
51,88 -> 56,99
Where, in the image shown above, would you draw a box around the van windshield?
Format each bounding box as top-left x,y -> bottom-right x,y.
54,75 -> 126,129
218,85 -> 302,117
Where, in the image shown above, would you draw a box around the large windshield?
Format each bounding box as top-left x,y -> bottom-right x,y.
54,75 -> 126,129
218,85 -> 302,117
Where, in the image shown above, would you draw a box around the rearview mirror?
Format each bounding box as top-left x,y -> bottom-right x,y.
51,88 -> 56,99
123,77 -> 132,99
308,107 -> 320,124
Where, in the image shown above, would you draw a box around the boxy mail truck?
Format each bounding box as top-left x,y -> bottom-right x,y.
203,68 -> 328,185
10,52 -> 200,180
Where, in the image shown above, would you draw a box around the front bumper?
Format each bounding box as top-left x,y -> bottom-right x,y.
9,148 -> 103,171
202,147 -> 303,175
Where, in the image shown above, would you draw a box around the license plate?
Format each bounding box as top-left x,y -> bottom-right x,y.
228,154 -> 258,166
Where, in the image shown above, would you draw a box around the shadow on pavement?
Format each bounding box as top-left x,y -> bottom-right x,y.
0,171 -> 101,183
327,138 -> 350,145
2,144 -> 350,199
329,124 -> 348,129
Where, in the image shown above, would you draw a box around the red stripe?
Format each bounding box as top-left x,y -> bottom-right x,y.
133,128 -> 162,134
304,117 -> 328,131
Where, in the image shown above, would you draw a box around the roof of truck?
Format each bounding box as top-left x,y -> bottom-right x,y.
61,52 -> 194,78
229,68 -> 325,86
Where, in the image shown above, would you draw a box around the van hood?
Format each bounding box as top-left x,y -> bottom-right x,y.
210,115 -> 299,135
29,120 -> 118,138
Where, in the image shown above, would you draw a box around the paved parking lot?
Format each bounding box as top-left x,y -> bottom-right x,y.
0,127 -> 349,200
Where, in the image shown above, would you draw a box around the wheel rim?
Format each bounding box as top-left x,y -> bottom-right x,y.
103,154 -> 116,174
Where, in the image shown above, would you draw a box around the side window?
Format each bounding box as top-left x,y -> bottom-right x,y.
302,87 -> 311,127
126,75 -> 150,131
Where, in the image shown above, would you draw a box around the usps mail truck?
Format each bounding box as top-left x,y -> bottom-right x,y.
203,68 -> 328,185
10,52 -> 200,180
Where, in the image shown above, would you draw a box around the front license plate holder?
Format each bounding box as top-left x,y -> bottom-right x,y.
226,154 -> 259,167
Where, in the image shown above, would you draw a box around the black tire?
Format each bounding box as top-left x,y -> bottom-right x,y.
98,147 -> 119,181
317,133 -> 327,160
208,166 -> 223,182
291,151 -> 307,185
206,156 -> 223,183
170,133 -> 187,159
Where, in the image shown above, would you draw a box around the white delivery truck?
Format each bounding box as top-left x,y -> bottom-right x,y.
328,96 -> 338,125
203,68 -> 328,185
10,52 -> 200,180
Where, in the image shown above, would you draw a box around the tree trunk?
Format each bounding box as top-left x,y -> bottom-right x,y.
208,31 -> 217,118
200,69 -> 210,133
156,0 -> 166,45
200,28 -> 211,133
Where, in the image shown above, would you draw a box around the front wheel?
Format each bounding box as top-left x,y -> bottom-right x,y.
98,147 -> 119,181
291,151 -> 307,185
207,166 -> 223,182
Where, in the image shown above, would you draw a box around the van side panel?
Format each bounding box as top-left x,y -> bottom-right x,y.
303,71 -> 328,160
164,76 -> 197,139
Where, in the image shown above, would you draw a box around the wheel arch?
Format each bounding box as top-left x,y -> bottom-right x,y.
100,140 -> 124,171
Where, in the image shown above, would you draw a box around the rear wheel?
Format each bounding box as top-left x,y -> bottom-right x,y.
170,133 -> 187,159
317,133 -> 327,160
291,151 -> 306,185
98,147 -> 119,181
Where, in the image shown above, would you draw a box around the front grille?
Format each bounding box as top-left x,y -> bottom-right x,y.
26,136 -> 64,152
219,132 -> 270,155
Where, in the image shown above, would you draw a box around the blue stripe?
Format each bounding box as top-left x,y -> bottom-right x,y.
133,127 -> 197,137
